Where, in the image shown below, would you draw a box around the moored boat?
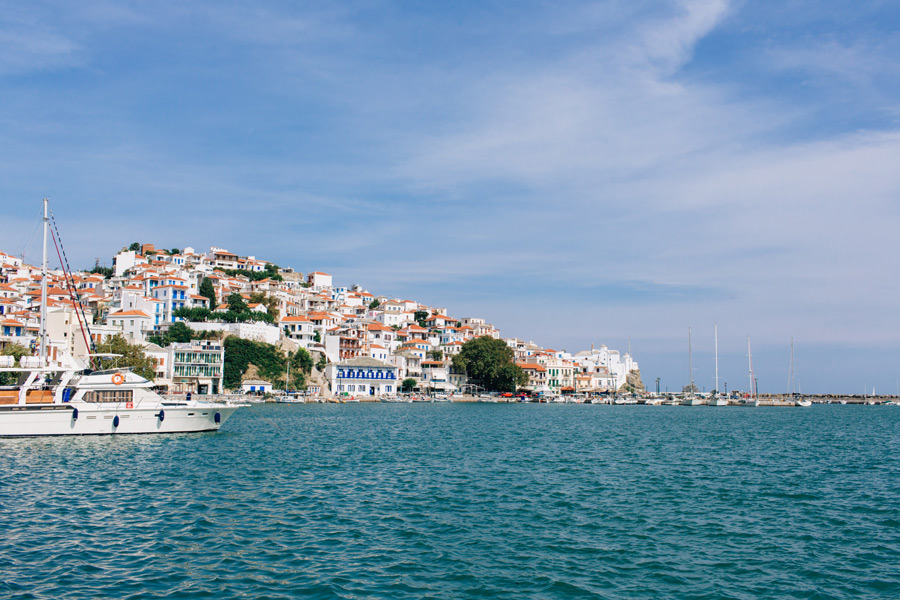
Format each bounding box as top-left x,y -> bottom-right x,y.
0,362 -> 242,436
0,198 -> 244,437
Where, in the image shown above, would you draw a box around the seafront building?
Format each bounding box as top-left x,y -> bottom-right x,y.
0,244 -> 639,397
326,357 -> 399,397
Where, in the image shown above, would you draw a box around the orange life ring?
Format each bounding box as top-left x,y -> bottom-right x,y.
111,373 -> 125,385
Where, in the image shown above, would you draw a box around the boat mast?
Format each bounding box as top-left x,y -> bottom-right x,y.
714,323 -> 719,397
747,336 -> 755,399
688,327 -> 693,396
40,197 -> 49,366
788,337 -> 794,397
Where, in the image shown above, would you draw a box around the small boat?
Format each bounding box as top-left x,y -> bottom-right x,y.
275,393 -> 306,404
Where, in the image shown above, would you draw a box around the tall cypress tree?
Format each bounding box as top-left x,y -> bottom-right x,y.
199,277 -> 217,310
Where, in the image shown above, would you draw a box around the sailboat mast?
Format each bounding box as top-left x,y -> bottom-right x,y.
40,197 -> 49,366
714,323 -> 719,397
748,336 -> 755,399
789,337 -> 794,397
689,327 -> 693,394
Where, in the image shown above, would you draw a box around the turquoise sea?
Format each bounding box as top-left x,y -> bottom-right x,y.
2,404 -> 899,599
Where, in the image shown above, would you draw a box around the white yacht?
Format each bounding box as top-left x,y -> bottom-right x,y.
0,198 -> 244,437
0,359 -> 243,436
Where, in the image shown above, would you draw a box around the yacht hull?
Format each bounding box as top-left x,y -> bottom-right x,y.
0,403 -> 242,437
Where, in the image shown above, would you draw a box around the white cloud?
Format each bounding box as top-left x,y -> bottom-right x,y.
0,26 -> 80,75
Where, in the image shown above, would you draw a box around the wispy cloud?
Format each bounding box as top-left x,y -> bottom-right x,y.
0,21 -> 80,75
3,0 -> 900,392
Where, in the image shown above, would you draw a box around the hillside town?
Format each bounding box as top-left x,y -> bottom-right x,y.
0,244 -> 641,399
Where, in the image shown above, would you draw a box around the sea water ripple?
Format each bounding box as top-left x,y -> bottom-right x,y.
2,404 -> 899,599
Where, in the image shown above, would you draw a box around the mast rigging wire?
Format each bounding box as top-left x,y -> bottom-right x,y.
48,209 -> 97,367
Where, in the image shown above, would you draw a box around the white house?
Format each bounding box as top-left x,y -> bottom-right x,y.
107,309 -> 152,342
281,315 -> 316,346
241,379 -> 273,394
307,271 -> 333,290
152,284 -> 189,323
375,310 -> 408,328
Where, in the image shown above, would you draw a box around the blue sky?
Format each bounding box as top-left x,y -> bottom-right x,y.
3,1 -> 900,394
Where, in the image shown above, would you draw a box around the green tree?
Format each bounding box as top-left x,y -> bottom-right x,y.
368,298 -> 380,309
93,334 -> 157,381
222,337 -> 286,389
427,349 -> 443,361
452,336 -> 526,393
89,266 -> 114,278
249,292 -> 280,321
414,310 -> 429,327
227,293 -> 247,313
168,322 -> 195,343
0,343 -> 30,385
263,263 -> 283,281
199,277 -> 217,310
128,242 -> 141,252
313,330 -> 321,343
401,378 -> 417,392
281,348 -> 314,389
292,347 -> 313,374
173,307 -> 213,322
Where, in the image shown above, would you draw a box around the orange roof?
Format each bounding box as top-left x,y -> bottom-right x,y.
26,287 -> 69,297
517,362 -> 547,372
109,310 -> 150,318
